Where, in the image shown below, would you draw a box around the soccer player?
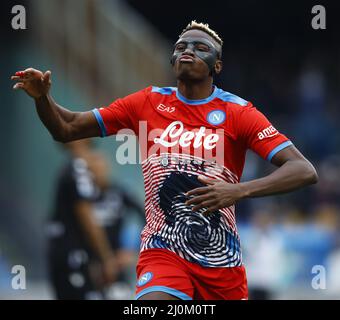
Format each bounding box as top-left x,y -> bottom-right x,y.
11,21 -> 318,300
46,139 -> 143,299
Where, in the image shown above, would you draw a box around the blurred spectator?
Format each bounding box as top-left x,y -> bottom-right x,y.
240,205 -> 286,299
326,234 -> 340,295
314,155 -> 340,206
45,140 -> 143,300
293,63 -> 335,161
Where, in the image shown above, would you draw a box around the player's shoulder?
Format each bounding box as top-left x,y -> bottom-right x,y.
214,87 -> 250,108
149,86 -> 177,96
147,86 -> 250,105
130,86 -> 176,100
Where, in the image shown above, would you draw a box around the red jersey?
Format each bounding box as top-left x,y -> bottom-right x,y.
92,85 -> 292,268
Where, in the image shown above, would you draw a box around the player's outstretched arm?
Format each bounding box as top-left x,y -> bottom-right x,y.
11,68 -> 101,142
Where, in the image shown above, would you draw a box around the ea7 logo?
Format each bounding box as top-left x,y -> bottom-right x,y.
157,104 -> 175,113
258,125 -> 279,140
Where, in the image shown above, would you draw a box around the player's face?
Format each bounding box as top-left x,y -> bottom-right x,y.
171,29 -> 222,81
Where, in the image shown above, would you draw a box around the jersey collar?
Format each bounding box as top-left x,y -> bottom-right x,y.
176,86 -> 219,105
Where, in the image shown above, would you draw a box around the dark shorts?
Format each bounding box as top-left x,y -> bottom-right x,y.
47,245 -> 102,300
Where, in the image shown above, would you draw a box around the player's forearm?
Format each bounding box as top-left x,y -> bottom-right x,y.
34,93 -> 76,142
239,159 -> 318,198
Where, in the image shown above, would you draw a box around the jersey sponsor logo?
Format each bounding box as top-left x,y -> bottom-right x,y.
157,104 -> 176,113
257,125 -> 279,140
159,156 -> 208,172
207,110 -> 226,125
137,272 -> 153,287
154,121 -> 219,150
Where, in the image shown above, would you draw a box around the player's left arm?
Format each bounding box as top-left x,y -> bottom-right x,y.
186,103 -> 318,215
240,144 -> 318,197
186,145 -> 317,214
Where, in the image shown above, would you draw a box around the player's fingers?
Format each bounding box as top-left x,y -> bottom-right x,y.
43,70 -> 51,83
13,71 -> 25,77
11,71 -> 27,80
23,67 -> 38,74
23,72 -> 38,79
11,78 -> 35,84
197,175 -> 216,185
192,200 -> 217,212
186,194 -> 212,206
186,186 -> 211,196
204,200 -> 235,215
13,82 -> 25,90
203,204 -> 221,215
22,68 -> 44,79
12,74 -> 32,81
191,202 -> 207,212
13,69 -> 39,79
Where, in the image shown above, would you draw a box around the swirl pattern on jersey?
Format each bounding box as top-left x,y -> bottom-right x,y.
141,154 -> 242,267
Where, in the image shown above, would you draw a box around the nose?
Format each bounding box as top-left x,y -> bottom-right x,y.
183,44 -> 195,56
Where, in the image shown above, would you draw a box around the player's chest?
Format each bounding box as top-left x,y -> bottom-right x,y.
139,100 -> 237,151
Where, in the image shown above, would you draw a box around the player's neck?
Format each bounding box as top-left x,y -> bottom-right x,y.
177,78 -> 214,100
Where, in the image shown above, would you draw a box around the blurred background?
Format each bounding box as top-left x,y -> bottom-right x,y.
0,0 -> 339,299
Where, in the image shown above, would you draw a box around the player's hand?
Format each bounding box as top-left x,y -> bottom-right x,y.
185,176 -> 246,215
11,68 -> 51,99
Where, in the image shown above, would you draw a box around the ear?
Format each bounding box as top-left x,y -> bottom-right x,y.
214,60 -> 223,74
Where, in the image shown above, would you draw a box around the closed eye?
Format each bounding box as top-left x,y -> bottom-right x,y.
175,44 -> 186,51
196,44 -> 210,52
